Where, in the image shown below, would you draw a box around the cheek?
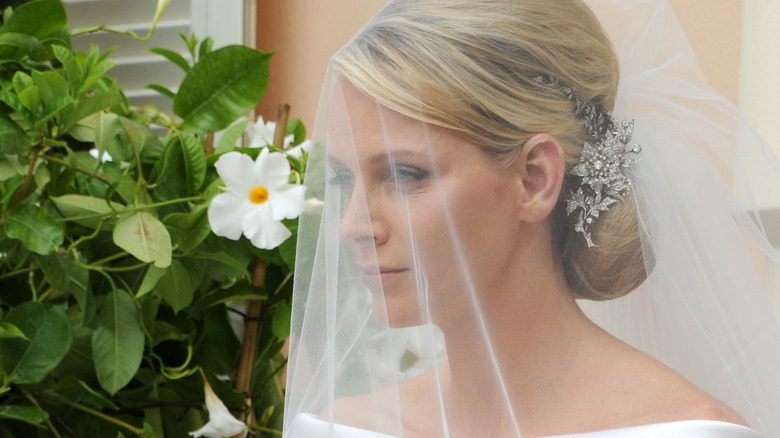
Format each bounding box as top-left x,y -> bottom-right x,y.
411,182 -> 518,287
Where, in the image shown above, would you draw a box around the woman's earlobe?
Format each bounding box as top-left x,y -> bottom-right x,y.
516,134 -> 566,223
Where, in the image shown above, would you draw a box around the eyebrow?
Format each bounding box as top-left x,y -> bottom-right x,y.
326,155 -> 348,169
327,149 -> 430,170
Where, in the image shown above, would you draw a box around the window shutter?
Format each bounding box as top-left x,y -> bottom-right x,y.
64,0 -> 249,116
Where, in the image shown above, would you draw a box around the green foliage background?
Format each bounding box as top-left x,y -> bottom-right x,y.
0,0 -> 304,436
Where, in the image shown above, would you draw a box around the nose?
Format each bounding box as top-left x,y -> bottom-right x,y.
339,184 -> 388,250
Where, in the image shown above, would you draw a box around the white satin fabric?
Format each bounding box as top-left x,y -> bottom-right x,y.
289,415 -> 765,438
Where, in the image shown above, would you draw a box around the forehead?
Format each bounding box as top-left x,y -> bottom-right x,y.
327,81 -> 459,165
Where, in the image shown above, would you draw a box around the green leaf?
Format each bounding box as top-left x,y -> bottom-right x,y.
53,45 -> 83,98
61,92 -> 124,131
149,320 -> 189,347
0,117 -> 29,154
178,133 -> 206,193
113,211 -> 172,268
146,83 -> 175,100
12,70 -> 35,95
271,302 -> 292,341
193,305 -> 241,374
214,118 -> 249,154
164,205 -> 211,253
0,323 -> 28,340
32,70 -> 69,104
0,32 -> 47,58
120,117 -> 162,157
94,112 -> 122,158
189,251 -> 250,278
286,118 -> 307,145
92,291 -> 144,395
149,138 -> 188,201
0,302 -> 72,384
156,259 -> 194,314
81,59 -> 116,95
37,253 -> 70,292
148,47 -> 190,72
51,194 -> 122,229
174,45 -> 271,133
49,376 -> 120,411
136,265 -> 166,298
0,0 -> 67,39
68,262 -> 94,324
5,203 -> 64,255
0,89 -> 34,121
198,36 -> 214,60
35,93 -> 73,128
17,85 -> 40,113
0,405 -> 49,425
194,282 -> 266,311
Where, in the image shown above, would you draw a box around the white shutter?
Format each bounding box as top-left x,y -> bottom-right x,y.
63,0 -> 250,116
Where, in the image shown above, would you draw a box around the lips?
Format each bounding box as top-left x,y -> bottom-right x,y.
357,265 -> 407,287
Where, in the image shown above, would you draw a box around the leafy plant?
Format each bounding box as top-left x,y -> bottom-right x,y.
0,0 -> 306,436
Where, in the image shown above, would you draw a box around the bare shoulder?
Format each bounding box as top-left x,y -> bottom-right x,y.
680,394 -> 749,426
607,344 -> 749,428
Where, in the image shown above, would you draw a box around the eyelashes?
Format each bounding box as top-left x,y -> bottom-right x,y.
388,165 -> 429,185
327,164 -> 430,193
326,168 -> 355,188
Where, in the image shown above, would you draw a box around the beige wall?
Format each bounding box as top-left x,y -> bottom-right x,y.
255,1 -> 745,129
255,0 -> 385,127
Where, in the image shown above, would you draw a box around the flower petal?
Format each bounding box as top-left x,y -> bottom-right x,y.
254,148 -> 291,189
208,193 -> 248,240
214,152 -> 255,195
243,204 -> 292,250
190,374 -> 247,438
270,184 -> 305,221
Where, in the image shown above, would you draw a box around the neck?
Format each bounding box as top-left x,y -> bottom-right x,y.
434,242 -> 599,436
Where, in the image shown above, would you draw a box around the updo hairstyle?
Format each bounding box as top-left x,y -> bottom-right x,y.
332,0 -> 647,300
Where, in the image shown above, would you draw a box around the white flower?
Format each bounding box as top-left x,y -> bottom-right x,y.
286,139 -> 313,159
248,115 -> 293,149
189,375 -> 247,438
89,148 -> 113,162
208,149 -> 305,250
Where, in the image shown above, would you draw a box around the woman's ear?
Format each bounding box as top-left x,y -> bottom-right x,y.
515,133 -> 566,223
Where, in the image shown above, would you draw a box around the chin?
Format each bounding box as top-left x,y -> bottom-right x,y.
370,293 -> 427,328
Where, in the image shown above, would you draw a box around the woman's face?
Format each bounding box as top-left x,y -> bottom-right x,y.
328,86 -> 525,327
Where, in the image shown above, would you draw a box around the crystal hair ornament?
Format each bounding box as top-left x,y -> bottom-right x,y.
567,119 -> 641,247
535,75 -> 641,247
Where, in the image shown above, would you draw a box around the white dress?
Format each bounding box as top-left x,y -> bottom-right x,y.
289,414 -> 765,438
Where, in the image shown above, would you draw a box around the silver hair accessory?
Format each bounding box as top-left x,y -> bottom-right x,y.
535,75 -> 641,247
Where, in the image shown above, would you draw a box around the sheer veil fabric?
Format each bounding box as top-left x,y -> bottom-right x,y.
283,0 -> 780,437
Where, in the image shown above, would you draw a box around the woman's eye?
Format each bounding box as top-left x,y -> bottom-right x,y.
389,165 -> 429,184
326,168 -> 355,189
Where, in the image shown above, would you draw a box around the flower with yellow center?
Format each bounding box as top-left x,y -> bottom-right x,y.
208,149 -> 305,250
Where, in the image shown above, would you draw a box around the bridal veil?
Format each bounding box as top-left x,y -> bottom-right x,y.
283,0 -> 780,436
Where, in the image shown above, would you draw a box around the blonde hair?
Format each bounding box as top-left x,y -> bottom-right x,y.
333,0 -> 647,300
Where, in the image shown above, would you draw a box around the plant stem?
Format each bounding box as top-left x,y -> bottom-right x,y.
57,196 -> 204,224
41,155 -> 111,184
234,259 -> 267,436
43,393 -> 146,436
0,266 -> 37,281
274,104 -> 291,151
20,388 -> 63,438
9,147 -> 40,212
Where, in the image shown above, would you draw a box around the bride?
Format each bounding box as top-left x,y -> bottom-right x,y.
283,0 -> 780,436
